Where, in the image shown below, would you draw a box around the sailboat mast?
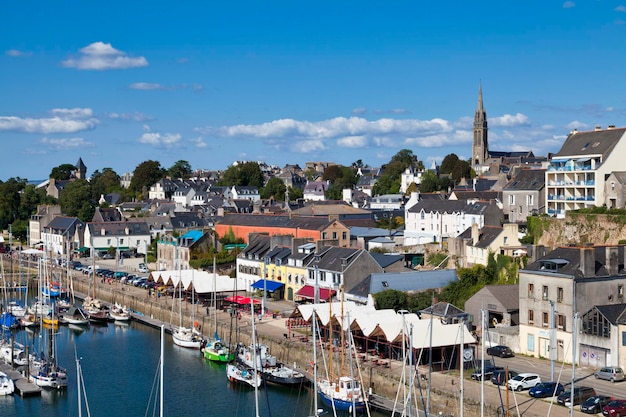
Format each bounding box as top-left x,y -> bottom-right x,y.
312,309 -> 319,416
76,356 -> 82,417
252,299 -> 260,417
160,324 -> 164,417
340,286 -> 345,374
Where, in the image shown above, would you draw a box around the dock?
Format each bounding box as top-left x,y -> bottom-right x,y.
0,363 -> 42,396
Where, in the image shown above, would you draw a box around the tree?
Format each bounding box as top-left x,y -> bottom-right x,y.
373,289 -> 408,311
50,163 -> 77,180
419,171 -> 440,193
167,160 -> 192,179
0,178 -> 26,229
219,162 -> 264,187
288,187 -> 303,201
440,154 -> 460,174
129,160 -> 165,194
58,179 -> 94,221
450,160 -> 471,183
261,178 -> 287,200
90,168 -> 121,200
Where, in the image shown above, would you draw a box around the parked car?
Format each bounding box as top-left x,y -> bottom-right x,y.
133,277 -> 148,287
491,369 -> 519,386
471,365 -> 503,381
486,345 -> 514,358
595,367 -> 626,383
581,395 -> 613,414
507,373 -> 541,391
122,274 -> 136,284
138,264 -> 149,273
529,382 -> 564,398
602,399 -> 626,417
114,271 -> 127,279
557,386 -> 597,407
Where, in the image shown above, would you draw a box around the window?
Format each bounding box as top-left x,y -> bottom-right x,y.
542,312 -> 549,327
509,195 -> 515,205
332,232 -> 337,239
527,334 -> 535,352
542,286 -> 548,301
322,232 -> 327,239
528,309 -> 534,325
527,195 -> 534,206
557,314 -> 566,331
107,239 -> 111,246
342,232 -> 347,240
528,283 -> 534,298
619,285 -> 624,299
120,238 -> 124,245
504,237 -> 508,245
622,332 -> 626,347
421,212 -> 425,220
557,287 -> 563,303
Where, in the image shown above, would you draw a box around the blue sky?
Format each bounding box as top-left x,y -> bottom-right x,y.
2,1 -> 626,182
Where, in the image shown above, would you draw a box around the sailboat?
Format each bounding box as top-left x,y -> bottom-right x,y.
0,371 -> 15,396
202,258 -> 234,362
227,299 -> 262,388
235,342 -> 306,386
171,250 -> 204,349
30,308 -> 68,389
317,291 -> 367,412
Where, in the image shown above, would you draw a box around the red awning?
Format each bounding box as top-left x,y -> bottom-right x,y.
224,295 -> 260,305
295,285 -> 336,301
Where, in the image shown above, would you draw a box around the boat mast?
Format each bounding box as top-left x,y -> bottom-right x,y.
252,298 -> 260,417
160,324 -> 164,417
312,309 -> 319,417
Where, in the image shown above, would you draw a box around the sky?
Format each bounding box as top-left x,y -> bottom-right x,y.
2,1 -> 626,182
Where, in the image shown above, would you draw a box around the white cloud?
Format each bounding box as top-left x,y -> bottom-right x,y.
62,42 -> 148,70
138,131 -> 182,147
337,136 -> 368,148
563,1 -> 575,8
389,108 -> 409,115
490,113 -> 530,127
106,112 -> 153,122
352,108 -> 367,115
566,120 -> 589,130
291,139 -> 327,153
5,49 -> 31,57
616,5 -> 626,12
0,107 -> 98,133
40,137 -> 94,150
130,82 -> 164,90
191,137 -> 207,148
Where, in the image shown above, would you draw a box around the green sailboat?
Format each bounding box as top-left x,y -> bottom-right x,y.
201,257 -> 234,363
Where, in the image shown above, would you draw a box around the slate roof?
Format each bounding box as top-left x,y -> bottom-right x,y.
218,214 -> 336,231
92,207 -> 123,222
171,212 -> 211,228
350,227 -> 393,238
420,301 -> 468,319
265,246 -> 291,262
459,225 -> 504,249
407,199 -> 492,215
307,246 -> 363,272
450,191 -> 501,201
347,269 -> 457,297
593,304 -> 626,325
482,284 -> 520,311
291,203 -> 369,216
555,128 -> 626,159
88,221 -> 150,236
609,172 -> 626,184
503,169 -> 546,191
46,216 -> 83,233
369,253 -> 403,269
522,245 -> 626,277
241,234 -> 271,258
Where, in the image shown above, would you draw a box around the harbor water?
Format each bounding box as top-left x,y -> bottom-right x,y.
0,319 -> 388,417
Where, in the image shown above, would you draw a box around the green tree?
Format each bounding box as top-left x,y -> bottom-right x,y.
129,160 -> 165,194
0,178 -> 26,229
219,162 -> 264,187
50,163 -> 77,180
91,168 -> 121,200
58,179 -> 95,221
323,165 -> 358,200
167,160 -> 192,179
261,178 -> 287,200
440,154 -> 460,174
450,160 -> 472,183
288,187 -> 303,201
418,171 -> 440,193
373,289 -> 408,311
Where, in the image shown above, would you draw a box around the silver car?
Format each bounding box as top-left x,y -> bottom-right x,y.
594,366 -> 625,382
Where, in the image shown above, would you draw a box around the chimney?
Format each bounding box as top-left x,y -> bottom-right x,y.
608,125 -> 616,130
471,223 -> 480,246
595,126 -> 602,131
606,246 -> 619,275
580,247 -> 596,277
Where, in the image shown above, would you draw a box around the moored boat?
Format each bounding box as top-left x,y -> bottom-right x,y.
0,371 -> 15,395
226,362 -> 262,388
61,306 -> 90,325
236,343 -> 306,386
202,340 -> 234,362
172,326 -> 203,349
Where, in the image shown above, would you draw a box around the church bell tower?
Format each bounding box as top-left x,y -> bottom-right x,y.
472,84 -> 489,167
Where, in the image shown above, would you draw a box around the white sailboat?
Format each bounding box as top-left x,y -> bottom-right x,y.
0,371 -> 15,396
171,246 -> 203,349
227,300 -> 262,389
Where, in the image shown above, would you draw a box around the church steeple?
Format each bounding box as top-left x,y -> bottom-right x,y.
472,83 -> 489,167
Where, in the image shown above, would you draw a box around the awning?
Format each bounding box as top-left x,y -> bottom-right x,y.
225,295 -> 260,305
549,158 -> 569,164
251,279 -> 284,292
76,247 -> 90,252
295,285 -> 336,301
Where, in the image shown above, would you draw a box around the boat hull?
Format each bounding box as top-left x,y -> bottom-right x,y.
318,390 -> 366,412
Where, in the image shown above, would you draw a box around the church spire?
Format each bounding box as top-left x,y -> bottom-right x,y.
472,83 -> 488,167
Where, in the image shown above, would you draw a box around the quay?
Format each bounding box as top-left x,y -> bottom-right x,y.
0,363 -> 41,397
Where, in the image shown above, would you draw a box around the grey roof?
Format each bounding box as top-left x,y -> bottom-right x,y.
450,191 -> 501,201
420,301 -> 468,319
369,237 -> 394,244
350,227 -> 392,238
593,304 -> 626,325
459,225 -> 504,249
241,234 -> 271,258
307,246 -> 363,272
503,169 -> 546,191
171,212 -> 211,228
348,269 -> 458,297
609,172 -> 626,184
265,246 -> 291,262
555,128 -> 626,160
481,284 -> 520,311
407,199 -> 492,215
369,253 -> 403,269
88,221 -> 150,236
522,245 -> 626,277
46,216 -> 83,234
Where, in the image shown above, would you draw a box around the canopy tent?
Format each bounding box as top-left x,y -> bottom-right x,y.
22,248 -> 45,256
150,269 -> 246,294
75,247 -> 90,253
295,285 -> 336,301
225,295 -> 260,305
251,279 -> 284,292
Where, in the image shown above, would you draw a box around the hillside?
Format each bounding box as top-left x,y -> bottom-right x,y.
531,212 -> 626,248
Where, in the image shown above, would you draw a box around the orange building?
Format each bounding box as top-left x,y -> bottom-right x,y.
215,214 -> 350,247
